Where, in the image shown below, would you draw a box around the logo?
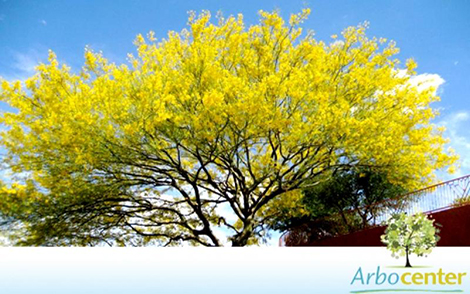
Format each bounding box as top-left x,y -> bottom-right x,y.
351,266 -> 466,289
349,213 -> 466,293
381,212 -> 440,268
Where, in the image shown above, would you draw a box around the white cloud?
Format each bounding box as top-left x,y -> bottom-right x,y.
439,111 -> 470,178
12,52 -> 39,74
394,70 -> 445,96
40,19 -> 47,26
214,202 -> 238,224
408,73 -> 445,94
211,226 -> 229,246
330,40 -> 345,47
0,50 -> 45,82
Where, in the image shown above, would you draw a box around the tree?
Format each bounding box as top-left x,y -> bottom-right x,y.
381,212 -> 440,267
268,168 -> 408,245
0,10 -> 456,246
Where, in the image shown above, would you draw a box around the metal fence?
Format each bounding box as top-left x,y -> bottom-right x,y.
280,174 -> 470,246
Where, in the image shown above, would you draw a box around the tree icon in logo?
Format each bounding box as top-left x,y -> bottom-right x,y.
381,212 -> 440,267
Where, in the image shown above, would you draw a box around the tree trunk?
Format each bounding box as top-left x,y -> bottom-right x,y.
405,246 -> 412,268
231,238 -> 248,247
231,222 -> 253,247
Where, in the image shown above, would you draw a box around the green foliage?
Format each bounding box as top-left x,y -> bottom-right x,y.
269,169 -> 407,243
381,212 -> 439,267
452,195 -> 470,208
303,169 -> 407,221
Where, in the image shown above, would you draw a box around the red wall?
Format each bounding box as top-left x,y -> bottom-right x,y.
299,204 -> 470,246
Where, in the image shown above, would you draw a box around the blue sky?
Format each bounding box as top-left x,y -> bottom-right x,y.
0,0 -> 469,245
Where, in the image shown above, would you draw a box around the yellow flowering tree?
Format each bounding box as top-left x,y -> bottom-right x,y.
0,10 -> 456,246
